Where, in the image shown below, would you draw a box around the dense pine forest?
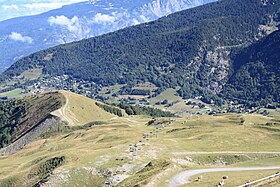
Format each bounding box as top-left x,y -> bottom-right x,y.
223,30 -> 280,107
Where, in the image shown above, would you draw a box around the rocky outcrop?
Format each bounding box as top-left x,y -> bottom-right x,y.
1,115 -> 62,156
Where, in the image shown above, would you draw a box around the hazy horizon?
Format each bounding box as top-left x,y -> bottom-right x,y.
0,0 -> 86,21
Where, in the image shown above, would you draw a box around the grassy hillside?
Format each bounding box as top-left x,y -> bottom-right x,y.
0,89 -> 176,152
0,92 -> 65,148
0,88 -> 24,99
51,90 -> 117,126
1,0 -> 279,106
0,111 -> 279,186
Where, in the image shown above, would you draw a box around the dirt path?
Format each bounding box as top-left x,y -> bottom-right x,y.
172,151 -> 280,155
110,116 -> 119,120
125,118 -> 138,123
145,166 -> 177,187
110,116 -> 138,124
168,166 -> 280,187
51,91 -> 79,125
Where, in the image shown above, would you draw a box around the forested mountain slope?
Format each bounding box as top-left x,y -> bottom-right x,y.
0,0 -> 215,73
223,30 -> 280,107
1,0 -> 279,106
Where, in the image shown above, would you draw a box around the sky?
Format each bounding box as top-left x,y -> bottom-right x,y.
0,0 -> 86,21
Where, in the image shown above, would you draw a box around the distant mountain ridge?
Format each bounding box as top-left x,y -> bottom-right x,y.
0,0 -> 216,72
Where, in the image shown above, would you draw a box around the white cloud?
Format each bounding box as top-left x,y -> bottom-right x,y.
133,19 -> 140,25
48,15 -> 91,41
2,4 -> 19,11
140,15 -> 149,22
0,0 -> 86,21
93,13 -> 116,24
8,32 -> 33,43
48,15 -> 81,34
48,15 -> 76,27
68,0 -> 85,4
23,3 -> 65,10
23,0 -> 85,10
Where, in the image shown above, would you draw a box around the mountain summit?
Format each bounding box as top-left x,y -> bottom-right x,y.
0,0 -> 216,72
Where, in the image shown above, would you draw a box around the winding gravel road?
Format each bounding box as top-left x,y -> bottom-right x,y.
168,166 -> 280,187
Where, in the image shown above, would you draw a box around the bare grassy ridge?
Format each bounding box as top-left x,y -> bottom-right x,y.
0,95 -> 279,187
52,90 -> 115,126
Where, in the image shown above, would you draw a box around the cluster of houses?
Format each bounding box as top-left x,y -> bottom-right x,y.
29,75 -> 101,98
22,75 -> 269,116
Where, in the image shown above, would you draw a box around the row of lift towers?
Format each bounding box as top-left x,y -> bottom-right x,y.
105,126 -> 160,186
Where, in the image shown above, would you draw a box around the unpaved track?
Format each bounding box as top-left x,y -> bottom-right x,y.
51,91 -> 79,125
168,166 -> 280,187
172,151 -> 280,155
